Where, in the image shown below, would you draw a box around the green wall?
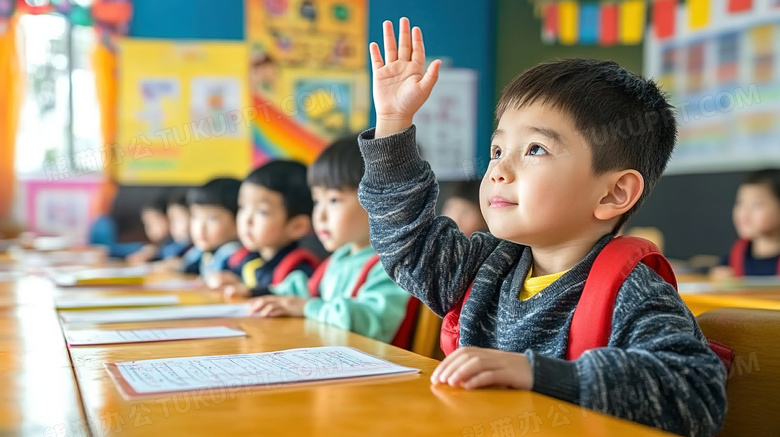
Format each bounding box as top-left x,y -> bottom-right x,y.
495,0 -> 644,103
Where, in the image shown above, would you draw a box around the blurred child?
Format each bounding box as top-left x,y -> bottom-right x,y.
126,193 -> 170,264
442,180 -> 488,237
185,178 -> 242,278
712,169 -> 780,278
248,136 -> 415,345
215,161 -> 319,297
355,18 -> 725,436
152,190 -> 199,272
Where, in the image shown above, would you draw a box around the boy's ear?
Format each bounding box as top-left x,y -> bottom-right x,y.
594,170 -> 644,222
284,215 -> 313,241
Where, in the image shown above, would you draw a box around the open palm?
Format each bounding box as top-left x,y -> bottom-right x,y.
370,18 -> 441,132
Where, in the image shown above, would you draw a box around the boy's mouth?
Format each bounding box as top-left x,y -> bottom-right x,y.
488,195 -> 517,208
317,231 -> 332,239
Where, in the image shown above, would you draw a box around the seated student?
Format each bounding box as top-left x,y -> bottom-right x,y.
185,178 -> 243,278
126,193 -> 170,264
711,168 -> 780,278
214,161 -> 319,297
153,190 -> 198,272
356,19 -> 726,436
248,136 -> 413,345
442,180 -> 488,238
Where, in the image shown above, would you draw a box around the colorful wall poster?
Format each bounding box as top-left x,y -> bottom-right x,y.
246,0 -> 369,166
645,4 -> 780,174
117,39 -> 251,184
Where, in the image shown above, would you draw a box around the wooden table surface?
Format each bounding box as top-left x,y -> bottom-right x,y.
0,255 -> 675,436
677,275 -> 780,316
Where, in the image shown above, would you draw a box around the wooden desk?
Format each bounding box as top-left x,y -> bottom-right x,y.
0,266 -> 673,436
677,277 -> 780,316
0,277 -> 88,435
65,317 -> 673,436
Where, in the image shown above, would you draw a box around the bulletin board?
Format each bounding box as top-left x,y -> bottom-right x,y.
245,0 -> 370,166
117,39 -> 251,184
645,4 -> 780,174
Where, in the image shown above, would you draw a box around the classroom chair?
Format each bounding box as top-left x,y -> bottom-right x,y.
696,308 -> 780,437
410,305 -> 444,359
625,226 -> 665,253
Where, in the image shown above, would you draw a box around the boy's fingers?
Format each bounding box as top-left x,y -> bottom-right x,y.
369,42 -> 384,73
462,370 -> 500,390
382,20 -> 398,62
449,356 -> 493,386
432,352 -> 472,385
420,59 -> 441,93
411,26 -> 425,65
397,17 -> 412,61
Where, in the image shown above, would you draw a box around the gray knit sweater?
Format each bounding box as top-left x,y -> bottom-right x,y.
357,126 -> 727,437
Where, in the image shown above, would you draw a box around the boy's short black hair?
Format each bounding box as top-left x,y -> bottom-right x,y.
308,134 -> 364,190
143,192 -> 169,215
742,169 -> 780,202
186,178 -> 242,217
496,59 -> 677,230
166,189 -> 189,209
244,160 -> 313,218
449,181 -> 482,206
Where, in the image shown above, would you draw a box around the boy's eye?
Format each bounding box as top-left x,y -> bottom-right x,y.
329,198 -> 339,205
528,144 -> 548,156
491,147 -> 501,159
255,208 -> 267,216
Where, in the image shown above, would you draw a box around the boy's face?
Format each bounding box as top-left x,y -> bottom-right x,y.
311,187 -> 370,252
733,183 -> 780,239
480,102 -> 605,247
189,204 -> 238,252
442,197 -> 486,238
141,209 -> 169,244
237,182 -> 308,251
167,204 -> 190,243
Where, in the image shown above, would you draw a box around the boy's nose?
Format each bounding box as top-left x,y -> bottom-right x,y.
489,159 -> 516,184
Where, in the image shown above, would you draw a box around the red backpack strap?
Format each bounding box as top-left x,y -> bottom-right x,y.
729,239 -> 749,277
566,236 -> 676,361
271,248 -> 321,286
306,257 -> 331,298
440,284 -> 473,356
349,254 -> 381,297
227,247 -> 250,270
390,297 -> 421,350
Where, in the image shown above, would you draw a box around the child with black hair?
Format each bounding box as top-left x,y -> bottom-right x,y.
185,178 -> 242,277
356,18 -> 726,436
213,161 -> 320,297
712,168 -> 780,278
247,136 -> 415,346
442,180 -> 488,238
126,192 -> 170,264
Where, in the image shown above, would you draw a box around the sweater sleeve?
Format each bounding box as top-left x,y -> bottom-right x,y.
528,263 -> 727,437
357,126 -> 501,316
302,263 -> 410,343
269,270 -> 311,298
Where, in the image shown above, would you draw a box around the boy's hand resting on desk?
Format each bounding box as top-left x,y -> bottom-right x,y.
249,296 -> 308,318
431,347 -> 534,390
205,271 -> 241,289
370,17 -> 441,138
223,283 -> 251,299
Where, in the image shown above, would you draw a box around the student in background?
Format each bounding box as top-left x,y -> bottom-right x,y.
356,18 -> 725,436
712,169 -> 780,278
186,178 -> 243,278
442,180 -> 488,238
213,161 -> 319,297
248,136 -> 413,345
126,193 -> 170,264
153,190 -> 199,272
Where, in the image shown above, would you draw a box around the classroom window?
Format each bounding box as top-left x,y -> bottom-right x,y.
15,13 -> 102,176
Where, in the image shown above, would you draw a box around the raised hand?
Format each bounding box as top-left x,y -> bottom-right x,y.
369,17 -> 441,138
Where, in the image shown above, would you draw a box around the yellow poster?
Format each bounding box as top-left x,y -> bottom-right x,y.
117,39 -> 251,184
245,0 -> 369,166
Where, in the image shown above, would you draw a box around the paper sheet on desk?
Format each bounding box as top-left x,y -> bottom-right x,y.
105,346 -> 420,397
65,326 -> 246,346
55,295 -> 180,309
59,303 -> 252,324
51,265 -> 151,286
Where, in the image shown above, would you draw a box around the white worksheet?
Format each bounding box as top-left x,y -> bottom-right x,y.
59,303 -> 252,324
106,346 -> 420,397
65,326 -> 246,346
51,265 -> 151,286
55,295 -> 180,309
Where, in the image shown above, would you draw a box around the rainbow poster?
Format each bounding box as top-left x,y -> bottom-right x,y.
245,0 -> 369,166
